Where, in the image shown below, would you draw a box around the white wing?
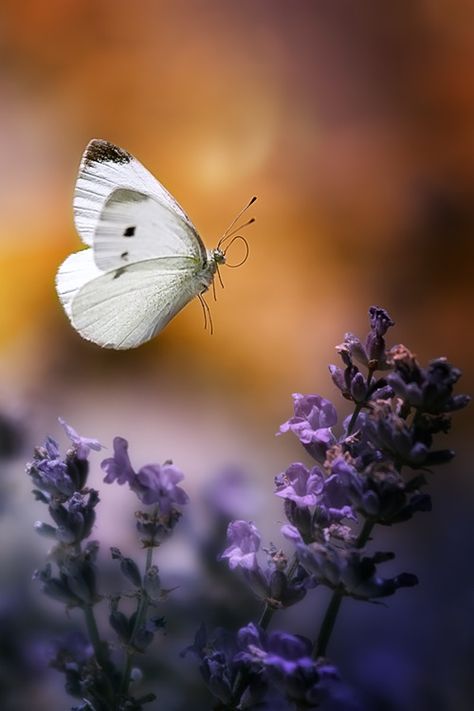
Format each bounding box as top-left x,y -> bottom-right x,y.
56,249 -> 104,318
73,138 -> 200,248
92,187 -> 206,271
69,258 -> 202,349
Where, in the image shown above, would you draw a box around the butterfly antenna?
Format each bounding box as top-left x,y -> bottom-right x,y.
217,196 -> 257,249
224,235 -> 250,268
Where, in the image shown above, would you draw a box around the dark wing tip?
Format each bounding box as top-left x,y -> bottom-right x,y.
83,139 -> 132,166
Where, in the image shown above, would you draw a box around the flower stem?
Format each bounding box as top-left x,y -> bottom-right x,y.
347,404 -> 362,436
313,518 -> 375,659
258,604 -> 274,629
120,545 -> 154,696
83,604 -> 107,667
313,588 -> 343,659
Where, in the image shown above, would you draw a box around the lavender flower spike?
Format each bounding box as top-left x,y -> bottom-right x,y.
59,418 -> 103,460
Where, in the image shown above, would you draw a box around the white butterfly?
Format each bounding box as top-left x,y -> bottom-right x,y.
56,139 -> 254,349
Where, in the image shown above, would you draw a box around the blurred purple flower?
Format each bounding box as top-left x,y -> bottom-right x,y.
58,418 -> 103,460
101,437 -> 135,485
101,437 -> 188,512
237,623 -> 340,707
131,463 -> 188,511
183,625 -> 267,708
27,437 -> 74,499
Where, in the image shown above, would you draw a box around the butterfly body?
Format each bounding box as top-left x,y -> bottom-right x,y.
56,140 -> 230,349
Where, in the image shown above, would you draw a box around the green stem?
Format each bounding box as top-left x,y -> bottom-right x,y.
120,546 -> 154,696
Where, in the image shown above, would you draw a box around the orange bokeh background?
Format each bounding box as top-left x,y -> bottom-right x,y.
1,0 -> 473,534
0,0 -> 472,540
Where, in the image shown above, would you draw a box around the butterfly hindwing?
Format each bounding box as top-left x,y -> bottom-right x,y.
70,258 -> 202,349
56,249 -> 105,318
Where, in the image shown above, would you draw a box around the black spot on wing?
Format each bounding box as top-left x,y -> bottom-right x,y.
113,266 -> 127,279
121,251 -> 129,259
84,140 -> 132,166
123,226 -> 136,237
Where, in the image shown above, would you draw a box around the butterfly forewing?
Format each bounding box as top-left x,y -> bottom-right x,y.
93,188 -> 206,271
73,139 -> 198,247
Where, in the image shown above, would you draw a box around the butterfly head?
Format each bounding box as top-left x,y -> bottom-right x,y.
211,248 -> 226,266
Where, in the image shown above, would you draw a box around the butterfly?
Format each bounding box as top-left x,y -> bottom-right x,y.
56,139 -> 255,349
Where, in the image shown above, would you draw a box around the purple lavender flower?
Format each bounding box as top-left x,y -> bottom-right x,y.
336,306 -> 395,373
58,418 -> 103,460
27,422 -> 102,501
278,393 -> 337,461
101,437 -> 188,513
101,437 -> 135,485
221,521 -> 309,607
182,624 -> 267,708
131,463 -> 188,511
275,462 -> 324,507
275,453 -> 357,544
27,437 -> 75,499
220,520 -> 261,571
237,623 -> 341,707
365,306 -> 395,366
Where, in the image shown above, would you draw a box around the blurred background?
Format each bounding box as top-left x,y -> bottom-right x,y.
0,1 -> 473,709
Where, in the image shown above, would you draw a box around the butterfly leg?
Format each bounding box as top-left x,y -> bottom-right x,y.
198,293 -> 214,335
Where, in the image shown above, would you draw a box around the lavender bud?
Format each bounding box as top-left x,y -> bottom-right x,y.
329,364 -> 347,394
342,333 -> 368,366
109,610 -> 131,643
34,521 -> 57,538
121,558 -> 142,588
350,372 -> 367,403
130,667 -> 143,683
269,569 -> 287,600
